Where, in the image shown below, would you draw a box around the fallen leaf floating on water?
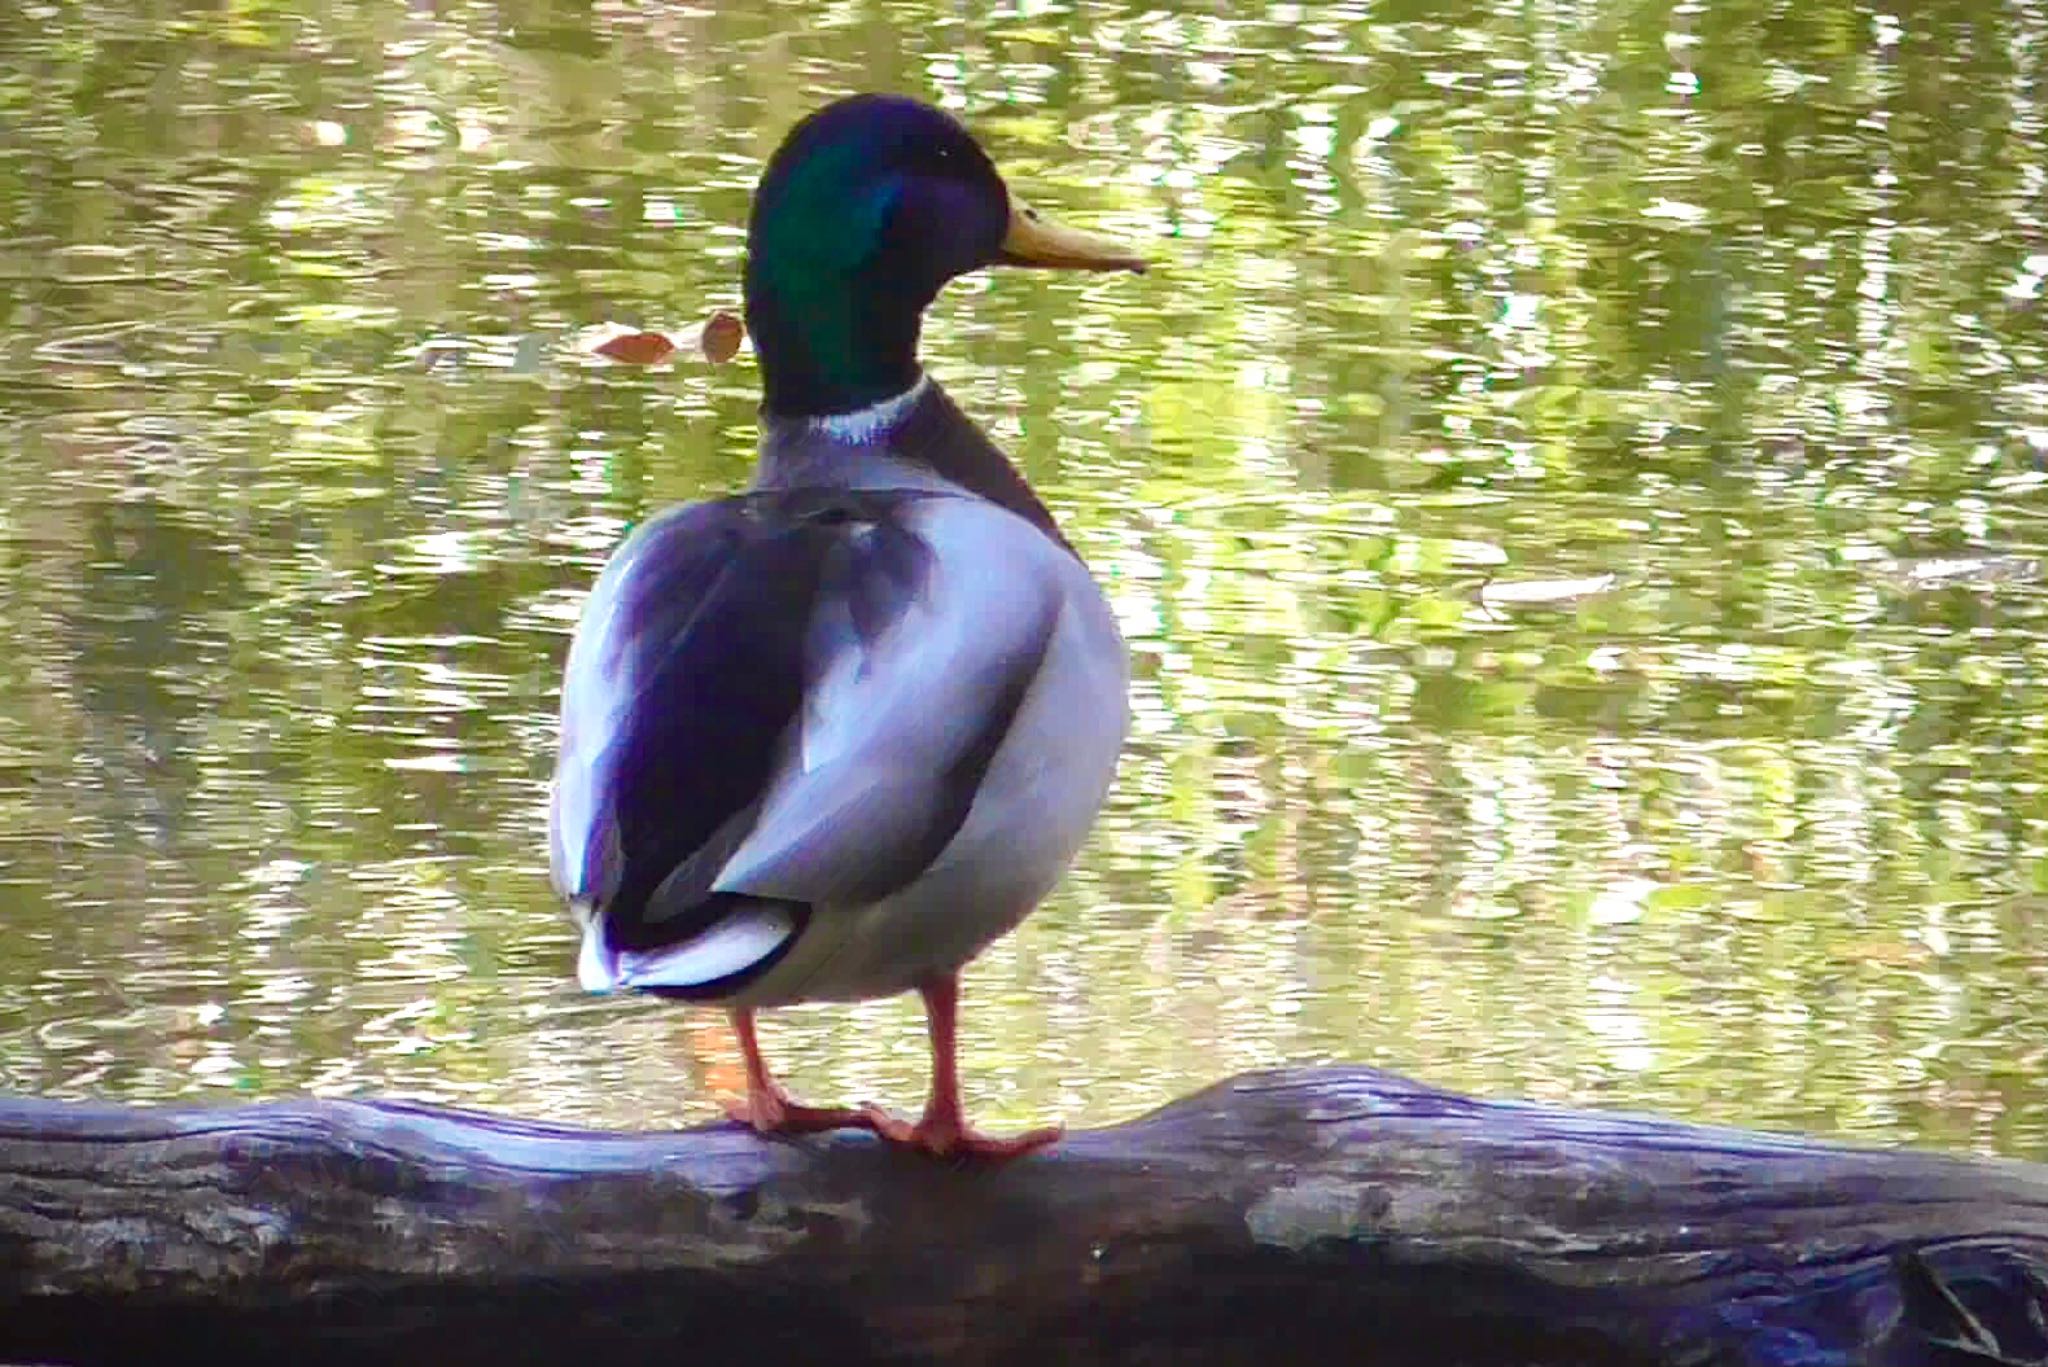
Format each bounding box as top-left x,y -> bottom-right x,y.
591,329 -> 676,365
700,310 -> 744,362
1478,573 -> 1619,610
583,310 -> 745,365
1876,554 -> 2042,591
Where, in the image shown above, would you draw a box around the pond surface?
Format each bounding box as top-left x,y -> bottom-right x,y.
2,0 -> 2047,1157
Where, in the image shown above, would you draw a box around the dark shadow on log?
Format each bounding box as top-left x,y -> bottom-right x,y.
2,1066 -> 2046,1366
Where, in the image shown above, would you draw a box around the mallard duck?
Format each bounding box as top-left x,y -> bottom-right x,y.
549,94 -> 1143,1160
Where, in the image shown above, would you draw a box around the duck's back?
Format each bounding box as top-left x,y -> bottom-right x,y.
551,403 -> 1127,1004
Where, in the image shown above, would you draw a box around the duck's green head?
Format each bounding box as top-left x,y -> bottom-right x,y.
745,94 -> 1144,419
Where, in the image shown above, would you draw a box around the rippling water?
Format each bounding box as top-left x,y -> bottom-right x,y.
2,0 -> 2046,1156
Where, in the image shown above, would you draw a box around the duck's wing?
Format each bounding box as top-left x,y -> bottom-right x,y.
708,494 -> 1065,906
550,489 -> 1064,997
551,493 -> 813,917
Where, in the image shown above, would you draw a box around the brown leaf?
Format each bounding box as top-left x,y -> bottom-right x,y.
700,310 -> 743,364
592,330 -> 679,365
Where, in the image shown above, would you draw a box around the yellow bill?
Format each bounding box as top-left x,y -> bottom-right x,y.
997,197 -> 1147,272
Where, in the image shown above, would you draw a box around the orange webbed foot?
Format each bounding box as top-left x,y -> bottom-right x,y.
859,1102 -> 1063,1163
725,1081 -> 875,1137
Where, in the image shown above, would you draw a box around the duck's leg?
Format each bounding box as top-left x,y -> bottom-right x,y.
724,1007 -> 872,1136
861,973 -> 1063,1162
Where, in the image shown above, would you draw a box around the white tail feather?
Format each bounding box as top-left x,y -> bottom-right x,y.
607,903 -> 797,991
576,907 -> 619,992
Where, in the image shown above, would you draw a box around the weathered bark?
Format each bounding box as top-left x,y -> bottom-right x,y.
1,1066 -> 2044,1366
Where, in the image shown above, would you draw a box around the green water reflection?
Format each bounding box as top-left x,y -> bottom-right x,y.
2,0 -> 2046,1157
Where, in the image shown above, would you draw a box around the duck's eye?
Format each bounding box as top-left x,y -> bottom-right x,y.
1024,207 -> 1040,221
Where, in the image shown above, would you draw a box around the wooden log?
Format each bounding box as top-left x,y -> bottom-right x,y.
1,1065 -> 2045,1366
